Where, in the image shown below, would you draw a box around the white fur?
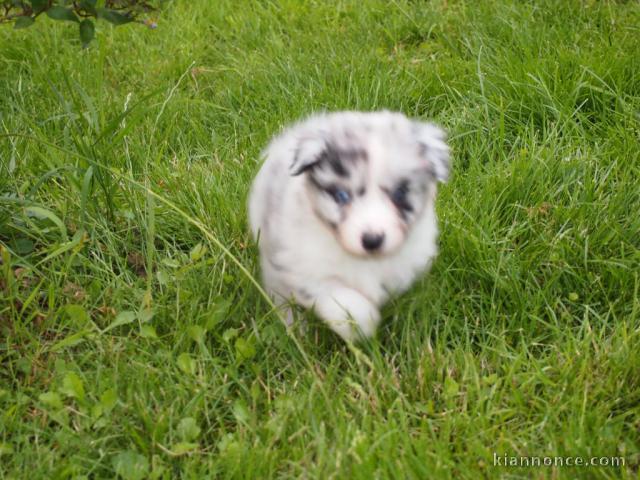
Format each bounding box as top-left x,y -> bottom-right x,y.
248,111 -> 449,342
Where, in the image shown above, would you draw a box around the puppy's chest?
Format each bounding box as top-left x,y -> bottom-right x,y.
280,239 -> 423,304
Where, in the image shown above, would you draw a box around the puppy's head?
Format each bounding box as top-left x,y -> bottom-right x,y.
290,112 -> 450,257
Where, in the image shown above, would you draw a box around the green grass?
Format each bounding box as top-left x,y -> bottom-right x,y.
1,0 -> 639,478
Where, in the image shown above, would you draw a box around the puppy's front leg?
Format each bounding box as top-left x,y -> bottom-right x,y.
313,284 -> 381,342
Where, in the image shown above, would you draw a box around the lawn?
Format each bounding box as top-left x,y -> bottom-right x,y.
1,0 -> 639,478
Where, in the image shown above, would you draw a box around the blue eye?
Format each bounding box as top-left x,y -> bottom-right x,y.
332,189 -> 352,205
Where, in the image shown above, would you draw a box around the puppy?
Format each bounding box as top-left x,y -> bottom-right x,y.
248,111 -> 450,342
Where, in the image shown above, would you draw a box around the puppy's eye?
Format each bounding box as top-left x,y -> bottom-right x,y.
331,188 -> 352,205
391,182 -> 409,204
389,180 -> 413,213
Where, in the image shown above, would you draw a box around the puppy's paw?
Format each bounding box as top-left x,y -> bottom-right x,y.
314,286 -> 381,342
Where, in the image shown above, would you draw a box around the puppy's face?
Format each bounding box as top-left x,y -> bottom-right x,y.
290,113 -> 450,257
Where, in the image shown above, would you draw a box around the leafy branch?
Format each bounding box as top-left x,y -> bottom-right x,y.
1,1 -> 158,47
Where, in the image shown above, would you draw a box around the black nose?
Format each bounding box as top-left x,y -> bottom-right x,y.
361,232 -> 385,252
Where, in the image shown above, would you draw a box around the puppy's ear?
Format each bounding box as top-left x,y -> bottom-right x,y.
289,135 -> 327,176
413,122 -> 450,182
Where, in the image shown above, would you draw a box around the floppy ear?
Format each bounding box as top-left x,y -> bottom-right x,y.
413,122 -> 450,182
289,135 -> 327,176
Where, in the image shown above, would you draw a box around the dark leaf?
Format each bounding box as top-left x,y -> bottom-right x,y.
46,6 -> 80,23
14,16 -> 35,29
79,0 -> 97,15
97,8 -> 133,25
79,19 -> 95,47
30,0 -> 48,11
